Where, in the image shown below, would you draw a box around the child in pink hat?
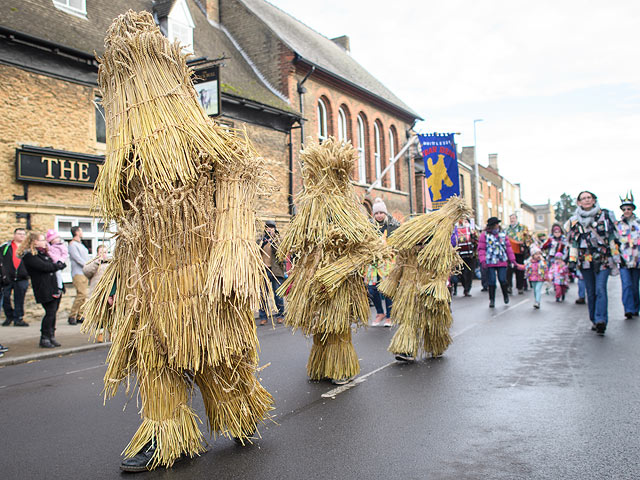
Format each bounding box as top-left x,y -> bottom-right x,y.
548,252 -> 570,302
46,229 -> 68,290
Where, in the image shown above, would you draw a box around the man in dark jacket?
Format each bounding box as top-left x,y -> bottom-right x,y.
455,218 -> 477,296
258,221 -> 285,325
1,228 -> 29,327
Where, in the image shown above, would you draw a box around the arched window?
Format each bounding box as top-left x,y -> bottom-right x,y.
337,107 -> 348,142
317,98 -> 328,142
388,127 -> 397,190
356,114 -> 367,183
373,122 -> 382,187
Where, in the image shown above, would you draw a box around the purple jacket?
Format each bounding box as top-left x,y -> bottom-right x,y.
478,230 -> 516,267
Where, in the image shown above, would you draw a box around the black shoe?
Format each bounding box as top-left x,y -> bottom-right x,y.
49,337 -> 61,347
120,441 -> 155,472
464,292 -> 472,297
39,337 -> 55,348
591,323 -> 597,331
518,289 -> 524,295
14,320 -> 29,327
394,353 -> 415,363
2,319 -> 12,326
596,323 -> 606,335
575,298 -> 585,305
556,298 -> 561,303
76,317 -> 84,324
233,430 -> 256,446
68,317 -> 77,325
625,312 -> 633,319
481,287 -> 488,292
0,343 -> 8,353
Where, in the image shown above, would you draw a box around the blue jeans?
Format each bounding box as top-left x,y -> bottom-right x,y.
258,272 -> 285,319
368,284 -> 392,317
578,278 -> 585,299
531,281 -> 543,303
486,266 -> 507,286
2,279 -> 29,323
581,268 -> 610,325
620,267 -> 640,314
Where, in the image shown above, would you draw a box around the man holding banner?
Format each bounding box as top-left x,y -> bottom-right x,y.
418,133 -> 460,211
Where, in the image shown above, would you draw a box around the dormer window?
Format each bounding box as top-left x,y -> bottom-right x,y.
52,0 -> 86,17
168,0 -> 195,54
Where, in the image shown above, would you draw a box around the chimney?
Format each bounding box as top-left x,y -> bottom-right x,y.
488,153 -> 498,172
201,0 -> 220,24
331,35 -> 350,52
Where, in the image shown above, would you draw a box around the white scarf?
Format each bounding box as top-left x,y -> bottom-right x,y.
575,203 -> 601,228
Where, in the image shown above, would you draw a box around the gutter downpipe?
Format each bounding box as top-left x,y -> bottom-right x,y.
297,65 -> 315,147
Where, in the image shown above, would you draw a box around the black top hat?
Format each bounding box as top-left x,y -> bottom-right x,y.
486,217 -> 501,227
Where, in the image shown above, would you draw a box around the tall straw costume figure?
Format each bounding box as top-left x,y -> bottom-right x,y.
277,138 -> 390,382
379,197 -> 471,361
81,11 -> 274,471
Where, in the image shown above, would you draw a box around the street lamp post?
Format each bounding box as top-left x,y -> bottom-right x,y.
473,119 -> 483,227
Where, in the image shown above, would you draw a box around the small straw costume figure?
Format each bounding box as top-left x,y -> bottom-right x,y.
277,138 -> 390,384
379,197 -> 471,362
82,12 -> 273,472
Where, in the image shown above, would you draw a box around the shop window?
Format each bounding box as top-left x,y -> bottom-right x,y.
95,97 -> 106,144
373,122 -> 382,187
357,114 -> 367,183
53,0 -> 86,16
388,127 -> 397,190
337,106 -> 348,143
167,0 -> 195,54
56,216 -> 116,283
317,98 -> 328,142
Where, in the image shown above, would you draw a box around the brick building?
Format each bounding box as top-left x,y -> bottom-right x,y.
0,0 -> 422,260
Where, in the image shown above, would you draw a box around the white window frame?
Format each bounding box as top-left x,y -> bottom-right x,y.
357,115 -> 367,183
317,98 -> 328,142
55,216 -> 116,283
373,122 -> 382,187
168,0 -> 195,54
388,128 -> 397,190
52,0 -> 87,18
337,107 -> 348,142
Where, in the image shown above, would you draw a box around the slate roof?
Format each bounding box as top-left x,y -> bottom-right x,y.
0,0 -> 297,114
239,0 -> 421,119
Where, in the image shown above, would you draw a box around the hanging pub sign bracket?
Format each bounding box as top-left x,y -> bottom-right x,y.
191,60 -> 221,118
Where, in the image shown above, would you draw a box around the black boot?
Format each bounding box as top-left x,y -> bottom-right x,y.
120,441 -> 155,472
39,337 -> 55,348
500,283 -> 510,304
49,337 -> 61,347
488,286 -> 496,308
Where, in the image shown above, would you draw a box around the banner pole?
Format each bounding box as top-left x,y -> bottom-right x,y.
366,135 -> 418,193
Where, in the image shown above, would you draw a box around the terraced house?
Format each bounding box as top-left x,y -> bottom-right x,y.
0,0 -> 422,261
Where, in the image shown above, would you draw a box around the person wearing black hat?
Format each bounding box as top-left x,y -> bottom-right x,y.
477,217 -> 520,307
616,191 -> 640,319
258,221 -> 286,325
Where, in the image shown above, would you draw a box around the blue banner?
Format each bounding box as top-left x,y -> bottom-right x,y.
418,133 -> 460,210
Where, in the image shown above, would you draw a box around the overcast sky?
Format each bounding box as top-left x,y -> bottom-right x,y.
267,0 -> 640,212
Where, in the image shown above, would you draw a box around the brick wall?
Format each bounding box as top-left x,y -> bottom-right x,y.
0,65 -> 102,239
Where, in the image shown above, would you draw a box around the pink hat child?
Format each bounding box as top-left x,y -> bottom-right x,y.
46,229 -> 69,263
554,252 -> 565,262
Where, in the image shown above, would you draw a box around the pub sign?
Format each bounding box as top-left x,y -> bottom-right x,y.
16,145 -> 104,188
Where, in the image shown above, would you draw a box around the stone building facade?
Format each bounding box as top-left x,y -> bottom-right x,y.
1,0 -> 422,250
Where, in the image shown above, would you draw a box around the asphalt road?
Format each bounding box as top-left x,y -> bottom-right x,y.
1,280 -> 639,480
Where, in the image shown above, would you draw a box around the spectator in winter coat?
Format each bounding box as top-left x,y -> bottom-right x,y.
258,221 -> 285,325
478,217 -> 521,308
567,190 -> 620,335
367,198 -> 399,326
46,229 -> 68,292
1,228 -> 29,327
541,223 -> 568,265
505,214 -> 532,294
18,232 -> 66,348
525,247 -> 548,309
68,226 -> 89,325
548,252 -> 570,302
617,192 -> 640,318
455,218 -> 477,297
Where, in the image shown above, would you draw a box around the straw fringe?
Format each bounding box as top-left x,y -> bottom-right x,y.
307,331 -> 360,381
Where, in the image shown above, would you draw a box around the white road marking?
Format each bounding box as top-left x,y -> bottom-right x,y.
65,364 -> 106,375
321,318 -> 484,399
493,298 -> 529,317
